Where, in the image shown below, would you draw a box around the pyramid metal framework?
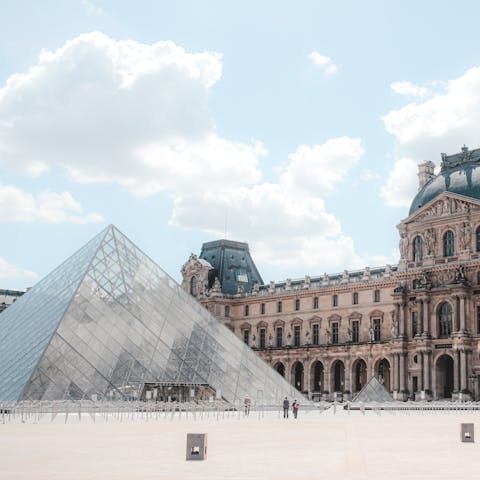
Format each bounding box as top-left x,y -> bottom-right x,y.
351,377 -> 394,403
0,225 -> 300,404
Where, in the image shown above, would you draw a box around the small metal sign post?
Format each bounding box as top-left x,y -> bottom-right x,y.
186,433 -> 208,460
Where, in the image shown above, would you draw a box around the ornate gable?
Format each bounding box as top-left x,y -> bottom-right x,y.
404,192 -> 480,225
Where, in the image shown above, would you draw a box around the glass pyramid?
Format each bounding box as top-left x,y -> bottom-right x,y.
0,225 -> 299,405
351,376 -> 394,403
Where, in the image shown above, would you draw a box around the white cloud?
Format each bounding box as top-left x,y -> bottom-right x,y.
0,257 -> 38,282
390,81 -> 430,98
279,137 -> 364,194
308,51 -> 338,76
360,169 -> 381,181
0,185 -> 103,223
0,33 -> 367,272
0,32 -> 261,196
81,0 -> 105,17
381,67 -> 480,208
171,137 -> 366,271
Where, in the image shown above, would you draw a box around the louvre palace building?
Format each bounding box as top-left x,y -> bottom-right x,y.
181,145 -> 480,402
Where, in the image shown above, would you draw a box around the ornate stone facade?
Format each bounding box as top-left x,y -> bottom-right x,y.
181,148 -> 480,402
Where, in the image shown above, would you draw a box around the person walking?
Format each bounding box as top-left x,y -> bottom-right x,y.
292,399 -> 300,419
282,397 -> 290,418
244,395 -> 251,416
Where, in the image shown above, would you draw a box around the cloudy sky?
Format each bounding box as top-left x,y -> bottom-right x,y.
2,0 -> 480,289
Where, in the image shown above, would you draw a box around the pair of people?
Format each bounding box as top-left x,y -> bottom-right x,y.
282,397 -> 300,418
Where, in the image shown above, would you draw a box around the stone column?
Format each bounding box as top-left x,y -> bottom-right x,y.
393,354 -> 399,392
423,352 -> 431,391
399,353 -> 406,392
453,350 -> 460,393
418,352 -> 424,391
305,360 -> 311,395
325,364 -> 331,394
393,302 -> 400,338
399,303 -> 406,337
423,298 -> 430,335
345,361 -> 352,394
285,360 -> 292,385
418,300 -> 424,335
460,350 -> 467,391
459,295 -> 466,332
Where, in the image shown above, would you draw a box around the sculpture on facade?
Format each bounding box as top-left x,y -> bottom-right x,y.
459,222 -> 472,251
424,228 -> 436,256
369,325 -> 375,342
399,232 -> 409,259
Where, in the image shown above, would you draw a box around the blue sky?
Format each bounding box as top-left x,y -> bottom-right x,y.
2,0 -> 480,289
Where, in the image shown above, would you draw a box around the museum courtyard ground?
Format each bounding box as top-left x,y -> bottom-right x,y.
1,405 -> 480,480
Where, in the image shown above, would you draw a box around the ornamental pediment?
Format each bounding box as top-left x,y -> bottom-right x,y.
404,192 -> 480,225
180,253 -> 213,277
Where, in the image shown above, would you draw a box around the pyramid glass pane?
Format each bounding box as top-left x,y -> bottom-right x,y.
1,226 -> 300,405
0,228 -> 106,401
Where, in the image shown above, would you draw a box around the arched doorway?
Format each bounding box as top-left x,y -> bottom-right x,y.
436,354 -> 454,398
352,359 -> 367,393
310,361 -> 324,392
331,360 -> 345,392
376,358 -> 391,392
292,361 -> 304,391
275,362 -> 285,377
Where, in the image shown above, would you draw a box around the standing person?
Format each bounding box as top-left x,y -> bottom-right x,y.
244,395 -> 251,416
282,397 -> 290,418
293,399 -> 300,419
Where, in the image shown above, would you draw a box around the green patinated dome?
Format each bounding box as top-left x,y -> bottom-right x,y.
409,146 -> 480,215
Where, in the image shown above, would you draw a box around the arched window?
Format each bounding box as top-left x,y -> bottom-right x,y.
332,294 -> 338,307
476,226 -> 480,252
443,230 -> 455,257
190,276 -> 197,296
438,302 -> 452,338
413,235 -> 423,262
353,292 -> 359,305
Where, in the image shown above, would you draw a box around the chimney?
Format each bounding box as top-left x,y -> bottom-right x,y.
417,161 -> 435,190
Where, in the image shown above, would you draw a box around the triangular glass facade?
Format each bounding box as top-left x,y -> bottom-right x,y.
351,376 -> 394,403
0,226 -> 299,405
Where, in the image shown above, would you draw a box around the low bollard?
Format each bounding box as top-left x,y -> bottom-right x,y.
461,423 -> 474,443
186,433 -> 207,460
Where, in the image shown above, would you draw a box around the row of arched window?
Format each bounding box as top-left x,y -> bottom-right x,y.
412,229 -> 462,261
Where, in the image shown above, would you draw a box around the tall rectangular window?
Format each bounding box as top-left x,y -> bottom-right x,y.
243,330 -> 250,345
277,301 -> 282,313
373,319 -> 381,341
352,320 -> 359,343
295,298 -> 300,311
477,306 -> 480,334
276,327 -> 283,347
332,322 -> 339,344
260,303 -> 265,315
332,294 -> 338,307
412,311 -> 418,337
259,328 -> 266,349
294,325 -> 301,346
224,305 -> 230,318
374,289 -> 380,302
353,292 -> 358,305
312,324 -> 319,345
313,296 -> 319,309
244,305 -> 249,316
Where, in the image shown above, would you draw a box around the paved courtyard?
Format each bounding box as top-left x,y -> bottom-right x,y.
1,407 -> 480,479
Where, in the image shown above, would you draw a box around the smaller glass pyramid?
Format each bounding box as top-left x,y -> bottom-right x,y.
351,377 -> 394,403
0,225 -> 300,406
